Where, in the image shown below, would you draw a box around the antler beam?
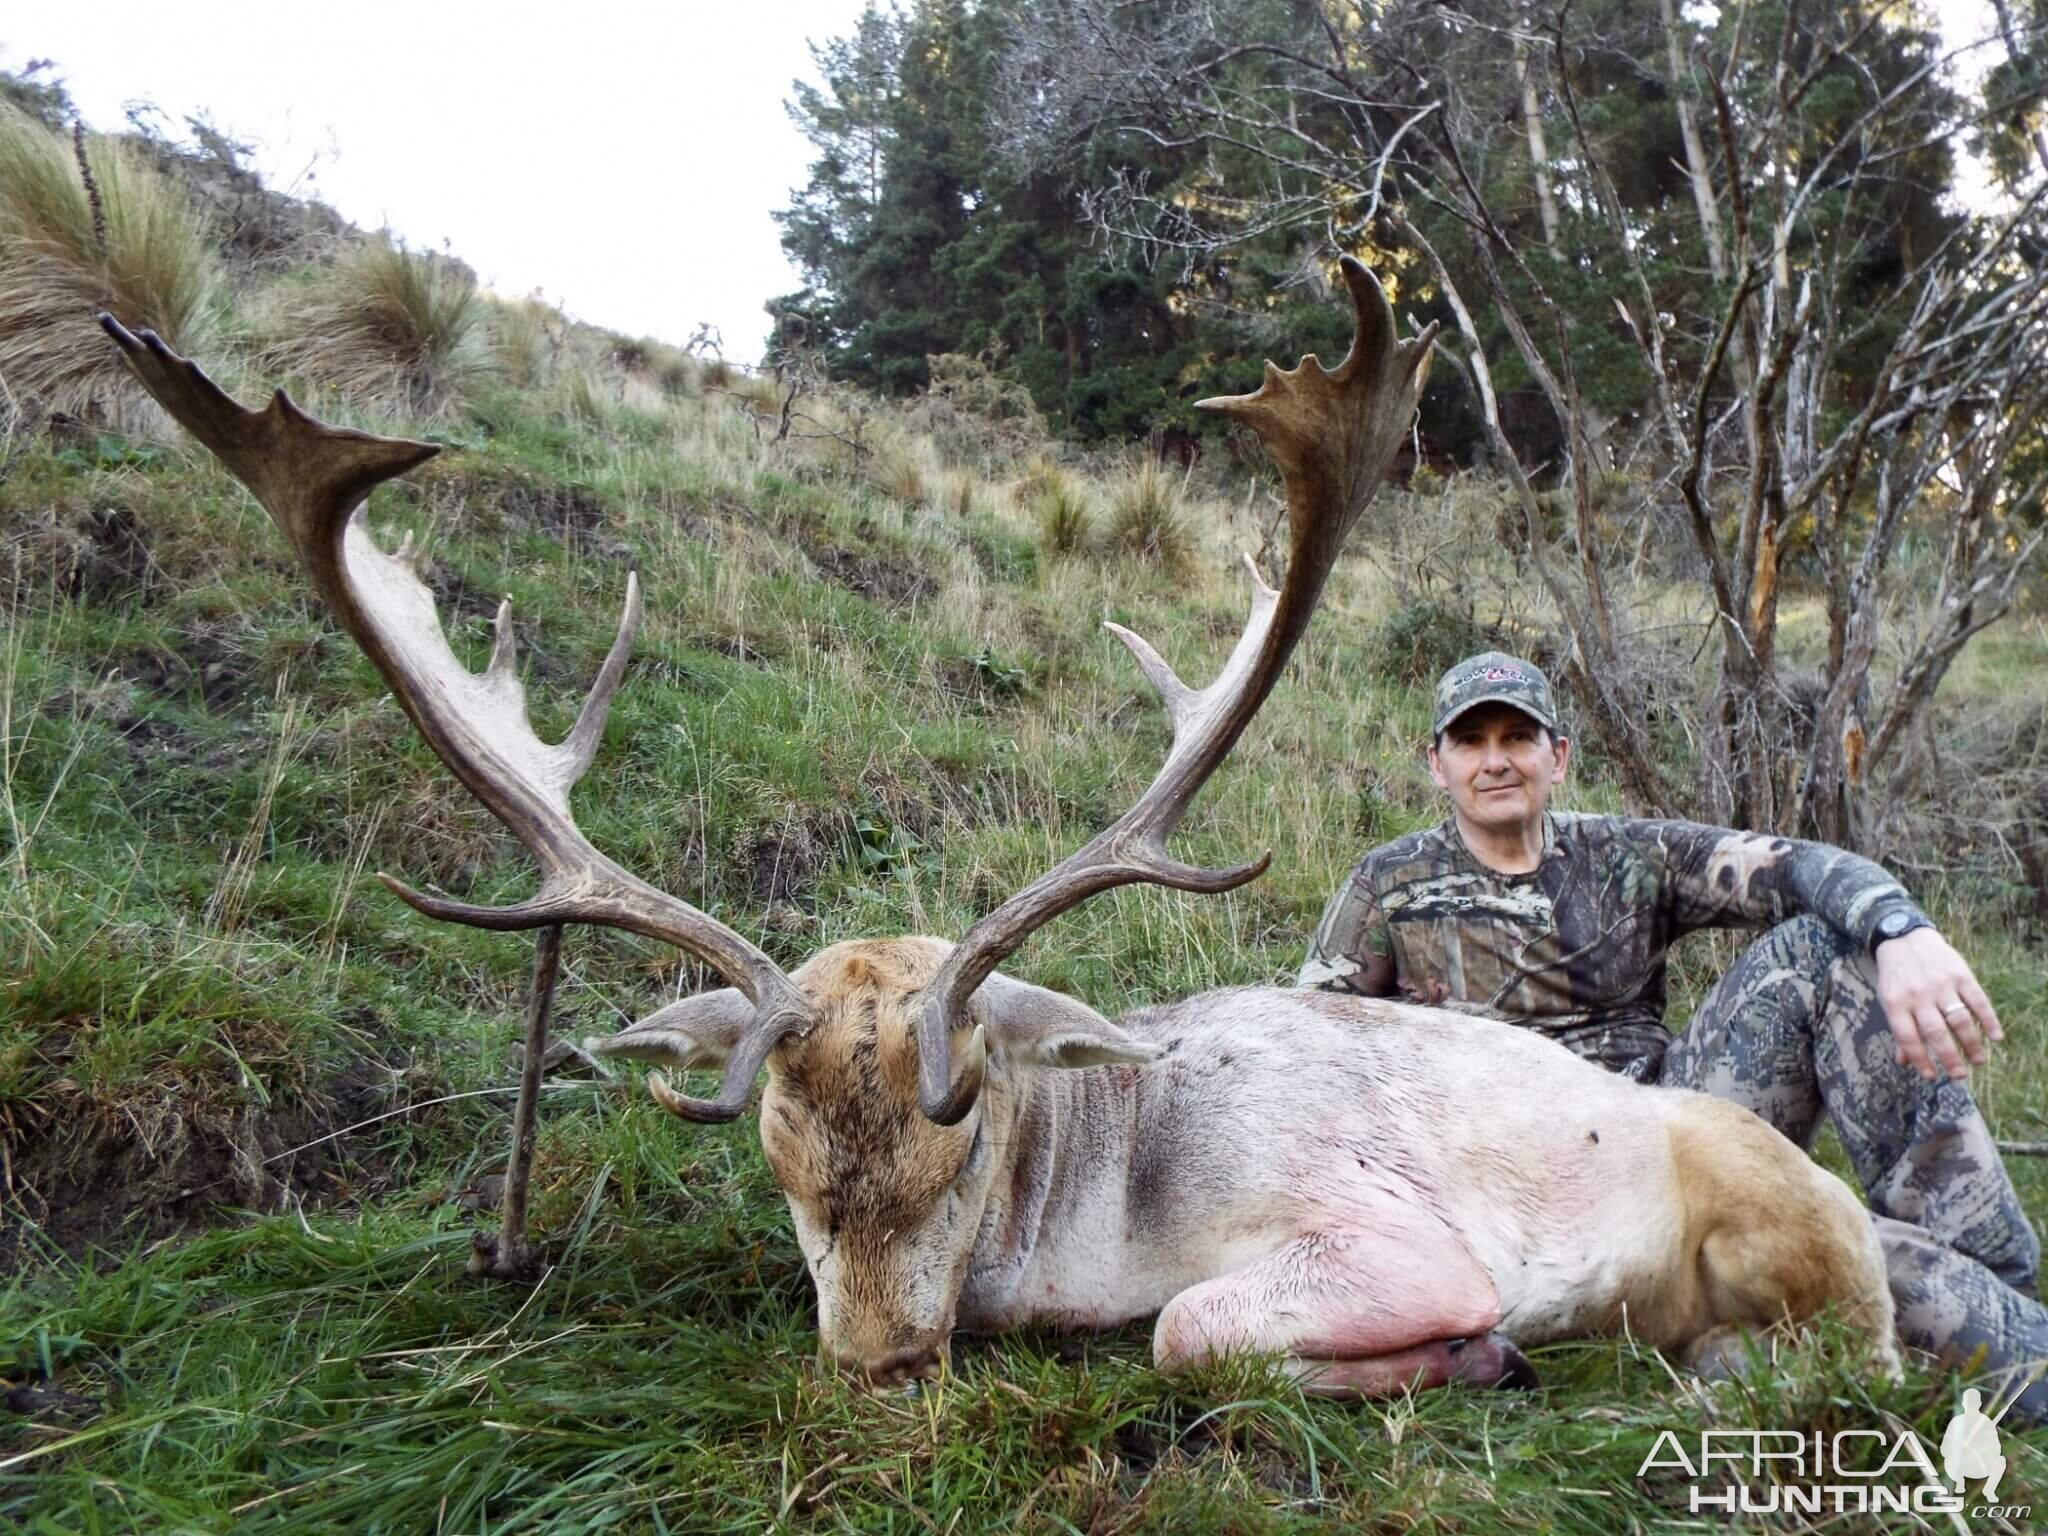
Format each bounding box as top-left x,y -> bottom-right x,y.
99,317 -> 812,1123
910,258 -> 1437,1123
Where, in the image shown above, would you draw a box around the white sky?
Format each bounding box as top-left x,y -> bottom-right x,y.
11,0 -> 870,364
9,2 -> 2020,368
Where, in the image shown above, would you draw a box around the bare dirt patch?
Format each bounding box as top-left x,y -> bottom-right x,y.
741,811 -> 855,910
0,1049 -> 428,1265
6,499 -> 160,608
118,627 -> 254,712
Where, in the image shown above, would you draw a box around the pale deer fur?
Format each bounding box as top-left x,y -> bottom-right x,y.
101,257 -> 1901,1399
599,936 -> 1899,1390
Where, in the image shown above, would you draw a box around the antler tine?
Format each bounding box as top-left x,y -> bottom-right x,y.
909,257 -> 1435,1125
100,316 -> 811,1123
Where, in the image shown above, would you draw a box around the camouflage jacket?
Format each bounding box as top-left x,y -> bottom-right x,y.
1297,813 -> 1929,1075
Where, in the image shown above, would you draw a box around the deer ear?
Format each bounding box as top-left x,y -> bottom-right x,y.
583,989 -> 752,1069
975,973 -> 1167,1070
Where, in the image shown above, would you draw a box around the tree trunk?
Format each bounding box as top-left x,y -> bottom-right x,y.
1658,0 -> 1728,282
1515,43 -> 1563,255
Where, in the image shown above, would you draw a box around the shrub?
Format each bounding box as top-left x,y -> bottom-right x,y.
0,106 -> 218,427
1106,457 -> 1194,573
914,349 -> 1048,461
1365,596 -> 1495,685
261,237 -> 491,415
641,342 -> 694,399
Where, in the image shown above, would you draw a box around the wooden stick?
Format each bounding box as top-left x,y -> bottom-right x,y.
469,923 -> 564,1280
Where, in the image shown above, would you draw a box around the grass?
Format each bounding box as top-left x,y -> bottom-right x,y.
0,136 -> 2045,1529
2,1148 -> 2014,1533
1106,457 -> 1196,575
0,105 -> 218,428
258,237 -> 492,416
492,297 -> 563,391
1027,461 -> 1096,557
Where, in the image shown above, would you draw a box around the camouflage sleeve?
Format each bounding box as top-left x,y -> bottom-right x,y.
1635,819 -> 1928,952
1297,860 -> 1397,994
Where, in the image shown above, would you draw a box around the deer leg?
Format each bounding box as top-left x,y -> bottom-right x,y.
1153,1222 -> 1527,1398
469,923 -> 563,1282
1283,1334 -> 1540,1397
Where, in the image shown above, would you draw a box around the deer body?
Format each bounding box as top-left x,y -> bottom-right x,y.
620,936 -> 1896,1389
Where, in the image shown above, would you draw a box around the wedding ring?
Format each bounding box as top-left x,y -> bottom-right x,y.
1941,1004 -> 1970,1018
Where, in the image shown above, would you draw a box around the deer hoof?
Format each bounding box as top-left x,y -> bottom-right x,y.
1445,1331 -> 1541,1391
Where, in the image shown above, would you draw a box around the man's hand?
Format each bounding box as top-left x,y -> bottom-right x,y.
1874,926 -> 2004,1082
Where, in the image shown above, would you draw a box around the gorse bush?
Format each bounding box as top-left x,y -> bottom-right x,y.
260,237 -> 491,415
0,106 -> 217,426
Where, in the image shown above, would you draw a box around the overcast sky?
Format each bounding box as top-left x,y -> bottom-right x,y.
10,3 -> 2017,367
11,1 -> 870,364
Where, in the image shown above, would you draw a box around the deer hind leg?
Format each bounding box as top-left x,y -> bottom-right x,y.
1671,1098 -> 1902,1380
1152,1221 -> 1531,1398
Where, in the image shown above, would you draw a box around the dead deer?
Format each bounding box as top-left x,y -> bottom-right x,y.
102,259 -> 1898,1396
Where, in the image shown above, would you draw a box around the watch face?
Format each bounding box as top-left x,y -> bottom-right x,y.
1879,911 -> 1910,937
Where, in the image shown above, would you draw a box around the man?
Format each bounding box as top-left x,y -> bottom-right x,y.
1301,650 -> 2046,1420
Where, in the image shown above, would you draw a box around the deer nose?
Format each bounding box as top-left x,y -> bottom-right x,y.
836,1341 -> 943,1388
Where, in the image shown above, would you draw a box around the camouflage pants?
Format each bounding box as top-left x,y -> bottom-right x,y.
1653,916 -> 2047,1423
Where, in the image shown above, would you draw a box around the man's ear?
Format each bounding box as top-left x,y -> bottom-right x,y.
1426,739 -> 1450,792
1549,734 -> 1571,784
975,972 -> 1167,1069
582,989 -> 752,1069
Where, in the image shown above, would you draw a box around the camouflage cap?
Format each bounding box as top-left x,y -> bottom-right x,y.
1432,650 -> 1560,736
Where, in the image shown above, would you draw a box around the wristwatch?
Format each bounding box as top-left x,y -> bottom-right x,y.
1870,908 -> 1934,953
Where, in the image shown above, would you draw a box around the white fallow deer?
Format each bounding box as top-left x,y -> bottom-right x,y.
102,259 -> 1898,1398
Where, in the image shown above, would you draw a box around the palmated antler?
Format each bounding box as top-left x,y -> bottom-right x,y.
911,257 -> 1437,1123
99,317 -> 812,1123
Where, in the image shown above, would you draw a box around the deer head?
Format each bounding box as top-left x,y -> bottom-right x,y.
102,257 -> 1435,1382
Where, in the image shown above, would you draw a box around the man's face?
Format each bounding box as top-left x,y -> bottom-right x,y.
1428,702 -> 1570,834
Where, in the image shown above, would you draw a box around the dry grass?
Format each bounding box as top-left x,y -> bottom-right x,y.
940,468 -> 978,520
0,106 -> 218,428
489,296 -> 563,390
880,447 -> 928,507
1106,456 -> 1195,572
562,367 -> 613,426
258,238 -> 491,415
1031,464 -> 1096,556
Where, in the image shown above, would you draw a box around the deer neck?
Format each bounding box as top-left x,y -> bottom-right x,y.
955,1058 -> 1166,1333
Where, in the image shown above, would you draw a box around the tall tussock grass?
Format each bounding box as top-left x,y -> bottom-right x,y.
1107,455 -> 1195,573
1028,462 -> 1096,556
0,106 -> 217,427
259,238 -> 491,415
489,295 -> 563,389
